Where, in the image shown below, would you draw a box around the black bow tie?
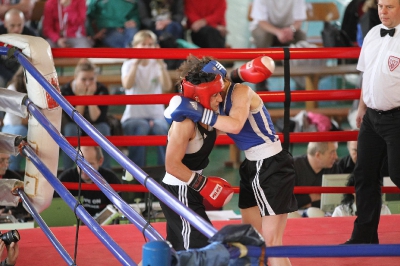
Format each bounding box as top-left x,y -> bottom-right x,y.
381,28 -> 395,37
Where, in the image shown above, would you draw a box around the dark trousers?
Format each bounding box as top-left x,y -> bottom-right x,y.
351,108 -> 400,243
190,26 -> 225,48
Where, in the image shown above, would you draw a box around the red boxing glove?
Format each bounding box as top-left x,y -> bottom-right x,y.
230,56 -> 275,83
188,173 -> 234,208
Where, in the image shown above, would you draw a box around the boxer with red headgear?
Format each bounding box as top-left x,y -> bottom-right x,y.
160,64 -> 233,251
181,74 -> 224,109
166,55 -> 296,265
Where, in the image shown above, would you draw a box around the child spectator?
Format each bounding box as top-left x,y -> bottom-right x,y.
120,30 -> 172,167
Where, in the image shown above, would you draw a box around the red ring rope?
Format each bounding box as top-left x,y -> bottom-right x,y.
62,183 -> 400,194
52,47 -> 360,60
63,90 -> 361,105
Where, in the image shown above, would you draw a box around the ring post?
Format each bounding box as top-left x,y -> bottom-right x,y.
21,144 -> 137,266
18,191 -> 75,265
142,241 -> 171,266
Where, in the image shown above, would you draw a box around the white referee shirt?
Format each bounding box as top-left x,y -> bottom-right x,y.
249,0 -> 307,32
357,23 -> 400,110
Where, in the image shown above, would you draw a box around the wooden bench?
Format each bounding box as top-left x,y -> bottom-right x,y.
272,63 -> 359,109
57,70 -> 180,90
54,58 -> 125,71
57,74 -> 122,87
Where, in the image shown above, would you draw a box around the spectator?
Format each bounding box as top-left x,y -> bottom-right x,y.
249,0 -> 307,90
138,0 -> 184,40
60,59 -> 111,170
42,0 -> 92,48
337,140 -> 358,174
0,8 -> 35,35
184,0 -> 227,48
332,173 -> 391,217
121,30 -> 172,168
0,0 -> 34,21
1,67 -> 28,172
0,240 -> 19,266
294,142 -> 340,210
0,8 -> 37,87
86,0 -> 140,48
341,0 -> 366,43
356,0 -> 380,46
250,0 -> 307,49
0,152 -> 31,222
57,146 -> 121,217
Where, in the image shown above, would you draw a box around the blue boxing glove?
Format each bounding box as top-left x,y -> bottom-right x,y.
164,95 -> 218,126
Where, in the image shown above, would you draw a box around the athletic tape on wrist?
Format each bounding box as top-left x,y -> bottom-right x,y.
188,173 -> 207,192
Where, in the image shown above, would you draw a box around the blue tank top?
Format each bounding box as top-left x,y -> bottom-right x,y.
222,83 -> 280,150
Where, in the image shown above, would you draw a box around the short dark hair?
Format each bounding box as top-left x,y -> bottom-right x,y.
185,71 -> 216,85
178,54 -> 214,80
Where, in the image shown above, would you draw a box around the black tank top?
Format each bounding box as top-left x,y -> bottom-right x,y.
182,122 -> 217,171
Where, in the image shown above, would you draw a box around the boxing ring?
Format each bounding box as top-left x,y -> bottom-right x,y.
1,36 -> 400,265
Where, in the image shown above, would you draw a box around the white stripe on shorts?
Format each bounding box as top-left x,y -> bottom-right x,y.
178,184 -> 191,250
252,160 -> 275,216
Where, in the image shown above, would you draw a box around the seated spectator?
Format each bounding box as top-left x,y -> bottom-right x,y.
60,59 -> 111,170
0,8 -> 36,35
294,141 -> 340,210
249,0 -> 307,91
0,8 -> 37,87
249,0 -> 307,48
184,0 -> 227,48
337,140 -> 358,174
138,0 -> 184,40
1,67 -> 28,172
42,0 -> 93,48
332,173 -> 391,217
138,0 -> 185,70
0,240 -> 19,266
0,152 -> 32,222
121,30 -> 172,167
57,146 -> 121,217
0,0 -> 34,21
86,0 -> 140,48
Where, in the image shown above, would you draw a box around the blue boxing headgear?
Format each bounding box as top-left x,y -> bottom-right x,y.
202,60 -> 227,78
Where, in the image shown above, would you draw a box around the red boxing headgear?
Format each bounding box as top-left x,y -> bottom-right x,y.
182,74 -> 224,109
